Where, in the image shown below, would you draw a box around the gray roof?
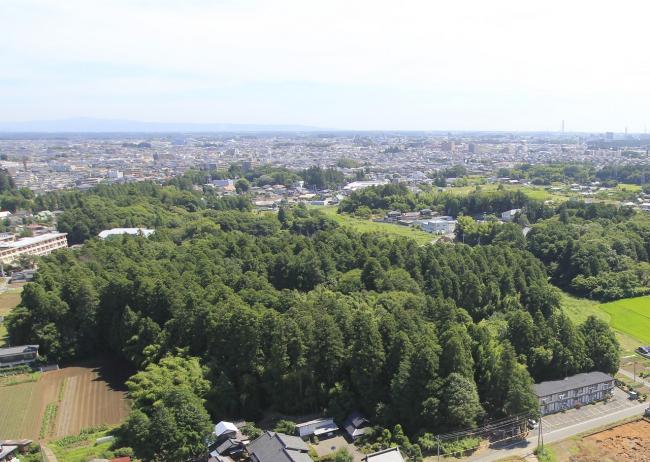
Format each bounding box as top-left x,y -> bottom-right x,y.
343,411 -> 370,438
533,372 -> 614,397
0,345 -> 39,357
247,431 -> 312,462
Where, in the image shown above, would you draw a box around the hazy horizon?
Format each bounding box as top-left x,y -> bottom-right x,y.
2,0 -> 649,132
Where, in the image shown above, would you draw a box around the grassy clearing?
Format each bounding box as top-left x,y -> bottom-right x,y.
560,292 -> 609,324
559,292 -> 642,355
0,372 -> 41,386
317,206 -> 436,245
0,285 -> 24,346
618,183 -> 642,192
50,427 -> 117,462
600,296 -> 650,345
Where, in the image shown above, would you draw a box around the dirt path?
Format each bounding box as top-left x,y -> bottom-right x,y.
41,445 -> 58,462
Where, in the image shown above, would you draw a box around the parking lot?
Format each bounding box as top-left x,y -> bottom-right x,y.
541,388 -> 640,431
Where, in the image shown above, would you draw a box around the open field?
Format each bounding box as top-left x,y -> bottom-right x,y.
550,418 -> 650,462
49,427 -> 116,462
0,284 -> 24,345
0,360 -> 130,440
316,206 -> 436,245
600,296 -> 650,345
560,292 -> 646,355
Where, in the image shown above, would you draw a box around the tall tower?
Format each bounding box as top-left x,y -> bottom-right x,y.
562,120 -> 565,133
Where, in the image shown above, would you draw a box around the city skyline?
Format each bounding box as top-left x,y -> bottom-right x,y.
2,0 -> 649,132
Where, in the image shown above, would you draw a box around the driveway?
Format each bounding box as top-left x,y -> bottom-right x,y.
540,388 -> 641,431
312,435 -> 365,462
466,388 -> 648,461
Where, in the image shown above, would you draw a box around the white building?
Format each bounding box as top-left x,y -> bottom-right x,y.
364,447 -> 405,462
343,180 -> 389,191
501,209 -> 521,222
295,417 -> 339,440
98,228 -> 155,239
415,218 -> 457,235
0,233 -> 68,264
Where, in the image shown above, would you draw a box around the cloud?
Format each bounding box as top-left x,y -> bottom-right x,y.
0,0 -> 649,130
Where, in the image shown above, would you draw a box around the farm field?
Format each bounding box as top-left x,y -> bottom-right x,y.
0,360 -> 130,440
600,296 -> 650,345
560,292 -> 647,355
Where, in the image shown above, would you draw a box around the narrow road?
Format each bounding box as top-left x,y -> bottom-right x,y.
618,368 -> 650,389
466,402 -> 647,461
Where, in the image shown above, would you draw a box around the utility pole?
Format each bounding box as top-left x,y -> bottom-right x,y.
437,435 -> 441,462
634,361 -> 637,384
538,415 -> 544,449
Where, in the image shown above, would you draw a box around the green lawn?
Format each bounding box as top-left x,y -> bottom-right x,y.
316,206 -> 436,245
600,296 -> 650,345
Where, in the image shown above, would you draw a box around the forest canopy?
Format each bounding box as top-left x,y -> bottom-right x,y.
6,184 -> 619,451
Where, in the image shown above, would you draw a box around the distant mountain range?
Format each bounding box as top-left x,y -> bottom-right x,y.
0,117 -> 322,133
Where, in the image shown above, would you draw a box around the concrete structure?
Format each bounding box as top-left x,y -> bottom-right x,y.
0,232 -> 67,264
0,345 -> 39,368
533,371 -> 615,415
98,228 -> 155,239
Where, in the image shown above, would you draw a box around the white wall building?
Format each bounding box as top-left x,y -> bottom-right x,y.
0,233 -> 68,264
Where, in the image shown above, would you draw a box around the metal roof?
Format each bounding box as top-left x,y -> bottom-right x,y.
533,372 -> 614,397
0,345 -> 39,357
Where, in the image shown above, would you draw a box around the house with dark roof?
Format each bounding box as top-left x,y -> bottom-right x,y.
533,371 -> 615,415
247,431 -> 313,462
343,411 -> 370,441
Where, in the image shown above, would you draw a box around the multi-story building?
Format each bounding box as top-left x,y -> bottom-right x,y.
533,371 -> 615,415
0,232 -> 68,264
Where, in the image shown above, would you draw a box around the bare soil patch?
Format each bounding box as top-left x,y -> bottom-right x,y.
559,419 -> 650,462
0,359 -> 131,440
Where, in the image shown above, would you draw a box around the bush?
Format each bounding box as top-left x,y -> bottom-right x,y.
241,422 -> 263,439
273,419 -> 297,435
534,446 -> 557,462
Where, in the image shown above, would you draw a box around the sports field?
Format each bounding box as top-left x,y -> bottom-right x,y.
600,296 -> 650,345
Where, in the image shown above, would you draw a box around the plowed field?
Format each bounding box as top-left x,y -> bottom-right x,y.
0,360 -> 130,440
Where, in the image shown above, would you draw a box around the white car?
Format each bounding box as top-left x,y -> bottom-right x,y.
527,419 -> 539,429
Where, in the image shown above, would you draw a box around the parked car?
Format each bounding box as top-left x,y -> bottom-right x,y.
527,419 -> 538,429
645,407 -> 650,417
628,391 -> 639,400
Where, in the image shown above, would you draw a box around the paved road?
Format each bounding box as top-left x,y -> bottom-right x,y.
466,401 -> 648,461
618,367 -> 650,389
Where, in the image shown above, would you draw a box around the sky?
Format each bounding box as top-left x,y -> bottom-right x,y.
1,0 -> 649,132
